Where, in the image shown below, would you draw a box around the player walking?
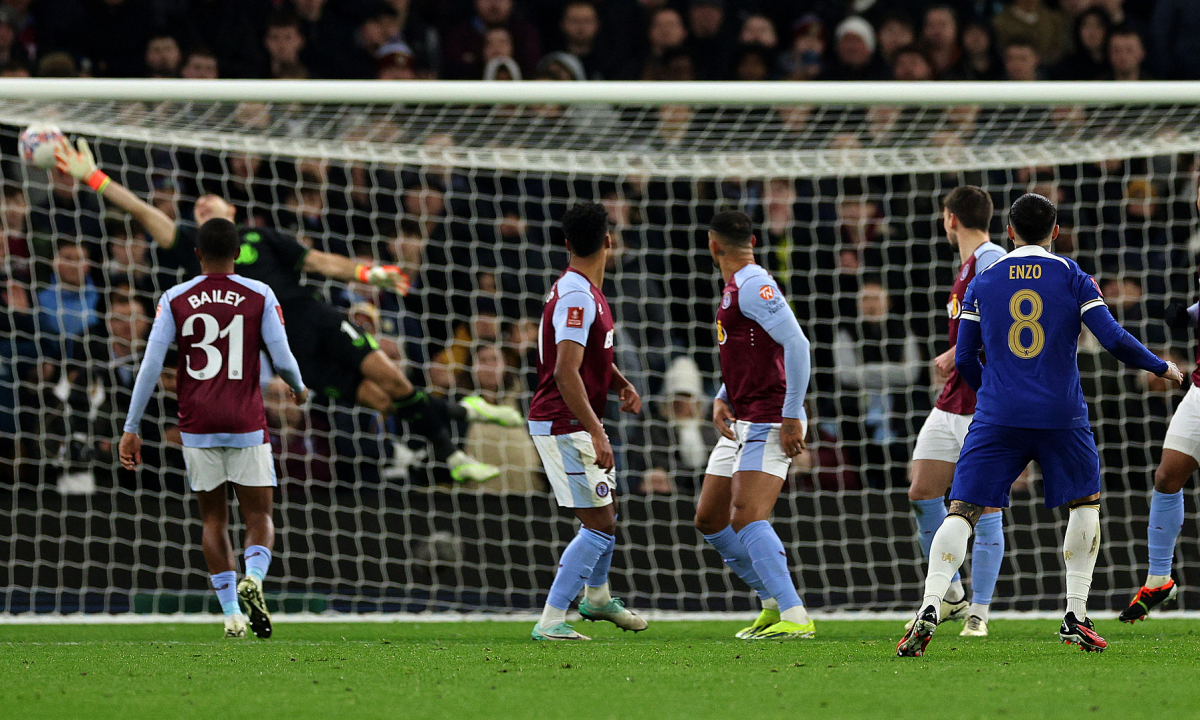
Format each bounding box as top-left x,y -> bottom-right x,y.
56,138 -> 517,484
692,210 -> 815,640
907,186 -> 1007,637
1121,185 -> 1200,622
528,203 -> 646,641
897,193 -> 1181,657
119,218 -> 308,639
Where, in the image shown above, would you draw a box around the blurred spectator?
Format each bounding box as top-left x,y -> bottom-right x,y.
483,55 -> 520,81
264,376 -> 333,487
778,14 -> 825,81
292,0 -> 359,78
144,31 -> 181,78
739,13 -> 777,51
559,0 -> 614,79
1053,8 -> 1111,81
536,52 -> 585,81
892,45 -> 933,81
181,46 -> 220,79
264,11 -> 307,79
919,5 -> 962,79
442,0 -> 541,80
959,20 -> 1003,80
387,0 -> 440,78
166,0 -> 268,80
376,40 -> 417,80
1153,0 -> 1200,80
641,7 -> 688,80
827,16 -> 885,81
0,59 -> 28,76
732,43 -> 772,81
0,5 -> 28,69
688,0 -> 730,81
877,13 -> 916,69
1003,40 -> 1041,81
351,2 -> 402,78
481,26 -> 514,68
632,356 -> 718,494
36,239 -> 98,342
992,0 -> 1067,66
0,184 -> 30,284
462,343 -> 542,494
1104,25 -> 1150,81
37,50 -> 79,77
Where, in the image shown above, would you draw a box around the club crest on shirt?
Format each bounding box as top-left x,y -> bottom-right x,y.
596,483 -> 610,498
566,306 -> 584,328
959,263 -> 971,281
722,291 -> 732,308
759,285 -> 775,301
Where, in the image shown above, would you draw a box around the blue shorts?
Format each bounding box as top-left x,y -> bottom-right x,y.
950,421 -> 1100,509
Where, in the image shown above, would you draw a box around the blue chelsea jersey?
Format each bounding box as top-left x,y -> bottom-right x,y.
959,245 -> 1106,430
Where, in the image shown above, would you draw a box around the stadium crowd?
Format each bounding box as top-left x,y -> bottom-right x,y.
0,0 -> 1195,501
0,0 -> 1193,82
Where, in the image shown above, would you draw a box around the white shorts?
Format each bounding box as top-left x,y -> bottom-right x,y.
532,432 -> 616,509
703,420 -> 804,481
1163,384 -> 1200,463
911,408 -> 973,464
182,444 -> 277,493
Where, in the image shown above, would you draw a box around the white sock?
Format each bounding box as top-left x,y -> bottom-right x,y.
780,604 -> 810,625
539,603 -> 567,628
447,450 -> 468,468
1146,574 -> 1171,589
1064,505 -> 1101,619
922,516 -> 973,617
762,597 -> 779,611
968,602 -> 990,622
585,583 -> 612,606
946,579 -> 966,603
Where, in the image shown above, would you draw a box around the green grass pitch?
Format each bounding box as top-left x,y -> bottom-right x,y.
2,619 -> 1198,720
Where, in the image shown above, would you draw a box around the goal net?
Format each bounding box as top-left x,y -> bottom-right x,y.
1,80 -> 1198,615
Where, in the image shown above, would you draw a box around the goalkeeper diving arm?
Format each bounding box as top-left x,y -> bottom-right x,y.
54,138 -> 178,249
302,250 -> 411,296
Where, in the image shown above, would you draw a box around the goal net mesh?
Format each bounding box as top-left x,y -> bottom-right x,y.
1,94 -> 1198,615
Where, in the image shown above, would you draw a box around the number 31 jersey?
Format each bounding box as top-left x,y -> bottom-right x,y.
960,244 -> 1105,430
149,273 -> 285,445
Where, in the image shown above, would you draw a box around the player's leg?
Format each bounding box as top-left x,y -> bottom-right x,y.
356,373 -> 497,484
909,411 -> 969,607
1119,399 -> 1200,622
359,349 -> 521,430
695,428 -> 777,637
531,431 -> 643,639
729,423 -> 812,639
962,508 -> 1004,636
226,444 -> 278,639
186,446 -> 247,638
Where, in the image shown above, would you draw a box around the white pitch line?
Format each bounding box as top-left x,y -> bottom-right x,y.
0,610 -> 1197,625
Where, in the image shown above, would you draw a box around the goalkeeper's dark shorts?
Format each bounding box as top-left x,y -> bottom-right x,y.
283,299 -> 378,403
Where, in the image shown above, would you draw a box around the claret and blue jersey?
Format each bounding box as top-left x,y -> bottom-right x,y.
951,244 -> 1168,508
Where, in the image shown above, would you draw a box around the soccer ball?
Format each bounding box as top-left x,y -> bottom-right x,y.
19,123 -> 64,170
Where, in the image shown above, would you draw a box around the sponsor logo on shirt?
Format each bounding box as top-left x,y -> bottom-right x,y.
276,305 -> 285,325
948,293 -> 961,319
566,307 -> 584,328
722,291 -> 732,308
759,285 -> 775,301
716,319 -> 726,345
604,329 -> 614,349
155,304 -> 162,318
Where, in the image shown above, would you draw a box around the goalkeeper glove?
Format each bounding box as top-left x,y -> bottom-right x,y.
355,263 -> 411,296
54,138 -> 110,193
1165,302 -> 1193,330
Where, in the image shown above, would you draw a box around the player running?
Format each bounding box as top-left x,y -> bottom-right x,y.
692,210 -> 815,640
528,203 -> 646,641
120,218 -> 307,639
907,186 -> 1007,637
897,193 -> 1181,657
1121,185 -> 1200,623
56,138 -> 516,484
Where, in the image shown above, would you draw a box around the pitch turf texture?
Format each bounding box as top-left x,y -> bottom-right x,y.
2,619 -> 1198,720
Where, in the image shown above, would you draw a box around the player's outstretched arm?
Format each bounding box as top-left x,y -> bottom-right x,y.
1082,304 -> 1181,383
54,138 -> 178,249
302,250 -> 410,296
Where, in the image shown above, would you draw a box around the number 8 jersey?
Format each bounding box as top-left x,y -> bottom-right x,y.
140,273 -> 295,446
959,244 -> 1106,430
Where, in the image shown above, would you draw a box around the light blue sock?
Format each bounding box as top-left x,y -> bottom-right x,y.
244,545 -> 272,583
969,512 -> 1005,606
736,520 -> 802,612
586,532 -> 615,589
211,571 -> 240,616
912,497 -> 960,584
547,528 -> 613,610
1148,490 -> 1185,576
703,525 -> 771,600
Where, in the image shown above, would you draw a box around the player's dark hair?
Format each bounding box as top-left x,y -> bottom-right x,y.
942,186 -> 993,232
710,210 -> 754,248
197,218 -> 241,261
1008,193 -> 1057,244
561,202 -> 609,258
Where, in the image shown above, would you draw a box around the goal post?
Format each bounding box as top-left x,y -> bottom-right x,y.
0,79 -> 1197,616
